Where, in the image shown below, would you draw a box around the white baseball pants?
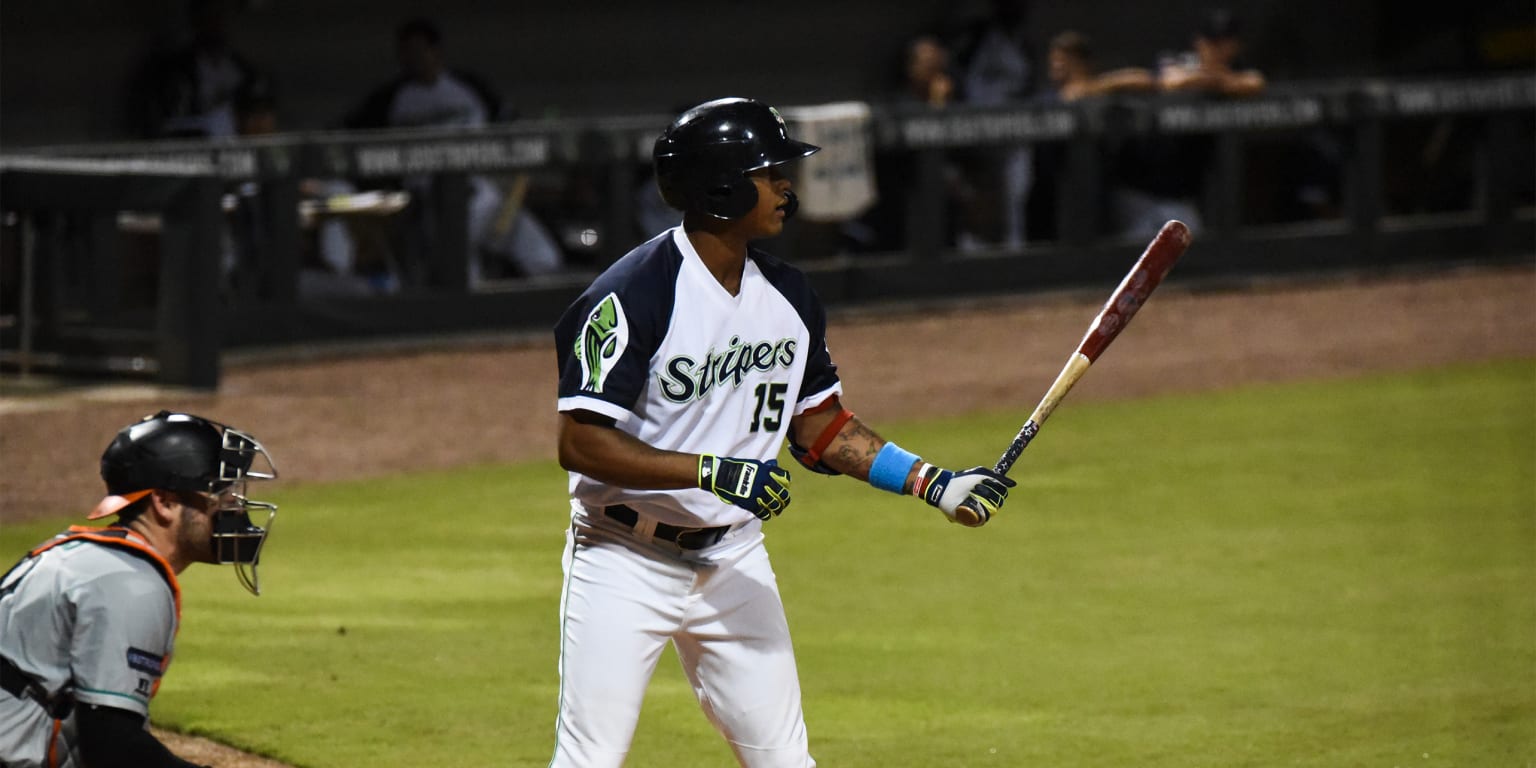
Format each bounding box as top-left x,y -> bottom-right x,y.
548,510 -> 816,768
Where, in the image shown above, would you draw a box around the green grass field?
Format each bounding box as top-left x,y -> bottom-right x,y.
4,360 -> 1533,767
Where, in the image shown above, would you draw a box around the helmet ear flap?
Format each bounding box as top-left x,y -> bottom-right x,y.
703,177 -> 759,220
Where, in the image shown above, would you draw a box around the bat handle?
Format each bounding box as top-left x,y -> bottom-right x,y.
954,420 -> 1036,524
992,420 -> 1039,476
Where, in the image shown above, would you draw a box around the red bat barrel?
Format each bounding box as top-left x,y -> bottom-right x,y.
1079,220 -> 1191,362
981,219 -> 1192,483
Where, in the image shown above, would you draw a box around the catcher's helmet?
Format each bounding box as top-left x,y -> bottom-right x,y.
653,97 -> 820,221
91,410 -> 279,594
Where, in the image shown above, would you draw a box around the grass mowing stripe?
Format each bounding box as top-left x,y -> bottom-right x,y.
2,360 -> 1530,766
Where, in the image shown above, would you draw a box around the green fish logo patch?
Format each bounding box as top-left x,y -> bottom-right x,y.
576,292 -> 628,394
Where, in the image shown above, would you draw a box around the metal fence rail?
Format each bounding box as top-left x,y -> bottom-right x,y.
2,73 -> 1532,388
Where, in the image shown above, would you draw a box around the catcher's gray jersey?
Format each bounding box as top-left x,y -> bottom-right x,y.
0,530 -> 179,768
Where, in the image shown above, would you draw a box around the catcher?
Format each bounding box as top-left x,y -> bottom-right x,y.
0,411 -> 279,768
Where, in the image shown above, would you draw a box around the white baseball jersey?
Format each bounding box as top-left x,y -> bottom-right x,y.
554,226 -> 843,529
0,529 -> 179,768
550,226 -> 832,767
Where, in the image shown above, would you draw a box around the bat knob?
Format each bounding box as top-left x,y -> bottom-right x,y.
951,500 -> 990,527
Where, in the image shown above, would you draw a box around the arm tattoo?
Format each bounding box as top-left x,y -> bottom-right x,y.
827,417 -> 885,480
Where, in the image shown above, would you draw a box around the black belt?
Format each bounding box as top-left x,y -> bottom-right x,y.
603,505 -> 731,550
1,655 -> 73,720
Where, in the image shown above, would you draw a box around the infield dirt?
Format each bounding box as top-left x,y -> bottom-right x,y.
4,263 -> 1532,526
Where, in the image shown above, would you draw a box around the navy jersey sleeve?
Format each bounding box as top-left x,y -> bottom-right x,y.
554,239 -> 682,422
751,250 -> 841,408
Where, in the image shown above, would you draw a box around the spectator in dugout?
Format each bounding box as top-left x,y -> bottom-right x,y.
135,0 -> 263,139
843,34 -> 967,254
1044,31 -> 1157,103
344,17 -> 504,131
951,0 -> 1036,251
1027,30 -> 1158,242
344,17 -> 565,283
1157,7 -> 1267,97
1108,7 -> 1268,239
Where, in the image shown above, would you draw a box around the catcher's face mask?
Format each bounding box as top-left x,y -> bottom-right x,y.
207,427 -> 279,595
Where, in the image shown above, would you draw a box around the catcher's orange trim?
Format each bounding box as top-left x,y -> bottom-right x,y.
48,716 -> 64,768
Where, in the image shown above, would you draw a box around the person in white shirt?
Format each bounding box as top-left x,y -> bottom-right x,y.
346,17 -> 564,283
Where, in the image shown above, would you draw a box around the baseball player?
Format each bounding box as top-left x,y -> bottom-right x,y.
550,97 -> 1015,767
0,411 -> 279,768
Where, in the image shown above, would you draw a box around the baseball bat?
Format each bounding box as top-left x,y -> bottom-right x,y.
992,219 -> 1192,477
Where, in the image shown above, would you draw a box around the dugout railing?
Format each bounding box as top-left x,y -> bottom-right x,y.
1,73 -> 1531,388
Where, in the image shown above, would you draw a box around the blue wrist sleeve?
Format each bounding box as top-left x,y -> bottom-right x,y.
869,442 -> 920,494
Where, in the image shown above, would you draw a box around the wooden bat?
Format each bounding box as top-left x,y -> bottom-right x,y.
992,219 -> 1192,476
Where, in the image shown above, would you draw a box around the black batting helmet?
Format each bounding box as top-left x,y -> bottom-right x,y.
653,97 -> 820,221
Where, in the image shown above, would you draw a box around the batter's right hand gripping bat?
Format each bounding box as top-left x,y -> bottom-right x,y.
974,220 -> 1193,502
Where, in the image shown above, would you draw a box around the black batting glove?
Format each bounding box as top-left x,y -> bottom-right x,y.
698,455 -> 792,521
